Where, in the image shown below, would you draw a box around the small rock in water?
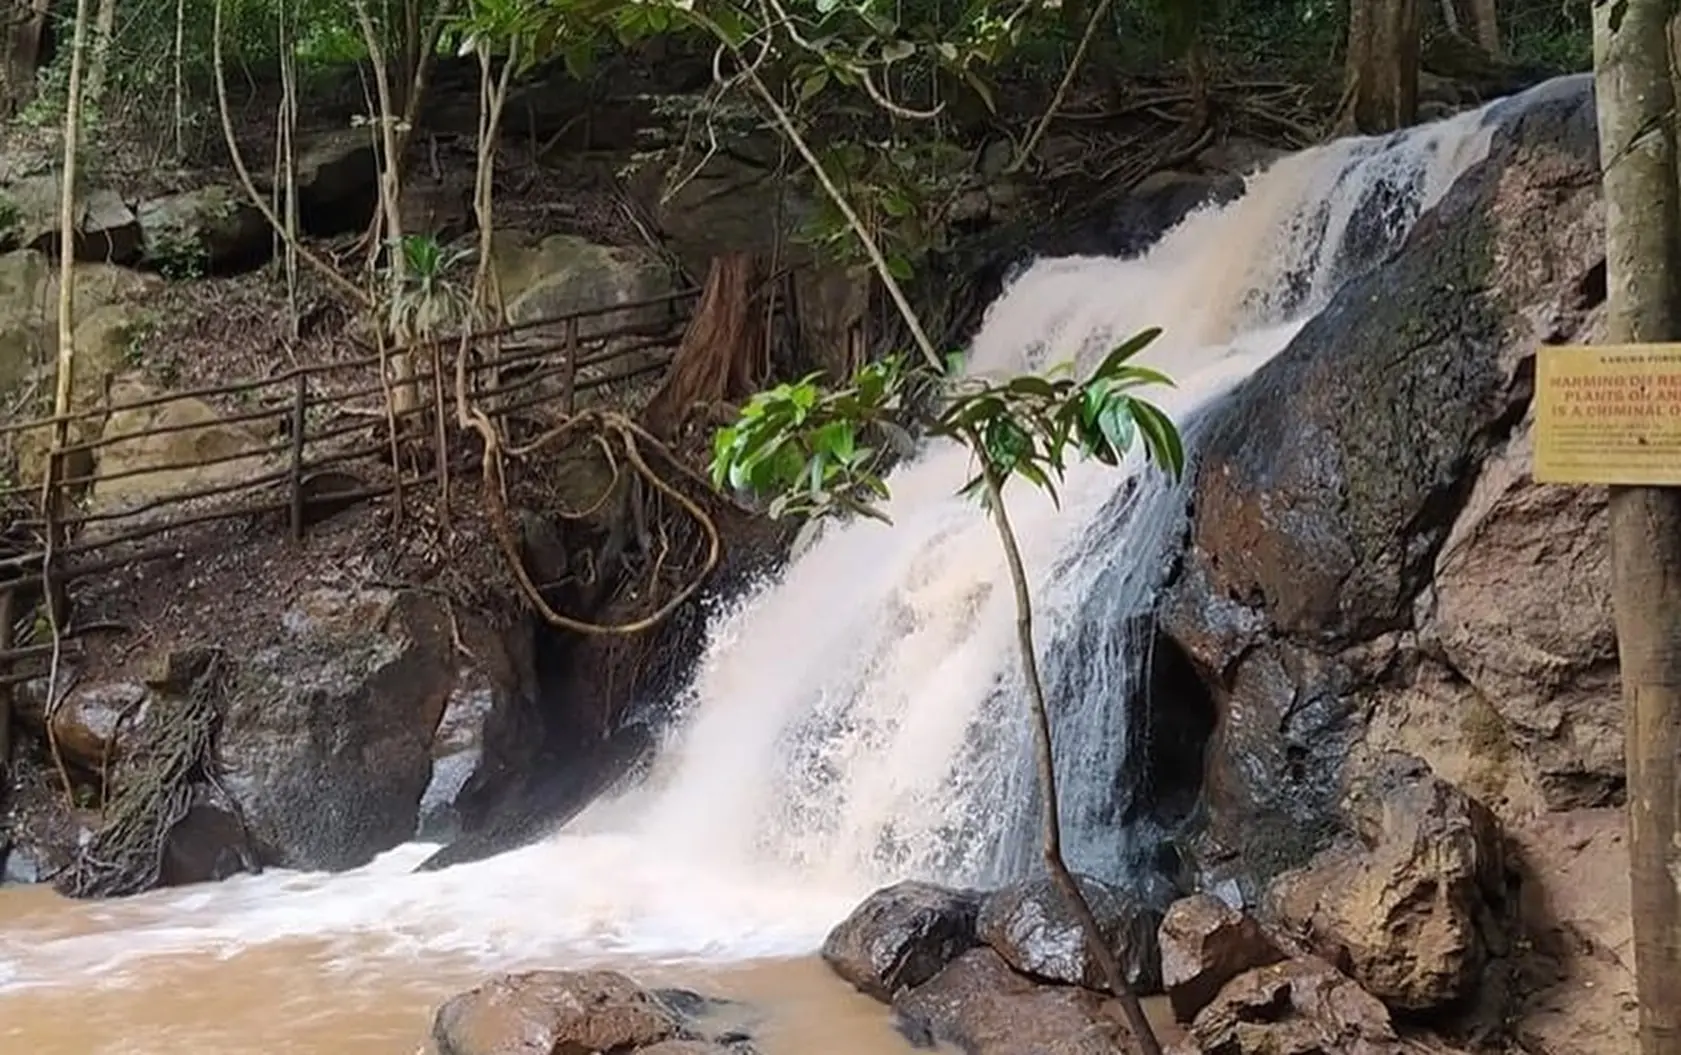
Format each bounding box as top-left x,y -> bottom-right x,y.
432,969 -> 683,1055
1158,894 -> 1285,1023
977,874 -> 1163,994
822,880 -> 983,1001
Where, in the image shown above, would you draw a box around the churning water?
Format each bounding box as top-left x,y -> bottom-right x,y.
0,76 -> 1588,1054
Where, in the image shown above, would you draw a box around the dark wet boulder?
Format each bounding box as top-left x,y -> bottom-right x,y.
977,873 -> 1163,994
822,880 -> 983,1001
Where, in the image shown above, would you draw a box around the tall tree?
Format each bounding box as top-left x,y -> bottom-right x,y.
1340,0 -> 1423,133
1592,0 -> 1681,1052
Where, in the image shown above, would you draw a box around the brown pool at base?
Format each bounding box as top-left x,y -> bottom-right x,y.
0,913 -> 935,1054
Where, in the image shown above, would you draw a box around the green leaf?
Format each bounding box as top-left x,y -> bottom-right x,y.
812,420 -> 857,463
1131,399 -> 1186,478
1093,327 -> 1165,381
1096,397 -> 1136,458
881,38 -> 916,63
885,253 -> 915,280
799,69 -> 830,102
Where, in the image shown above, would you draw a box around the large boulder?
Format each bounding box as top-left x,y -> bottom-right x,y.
892,948 -> 1139,1055
1187,957 -> 1429,1055
432,971 -> 755,1055
820,880 -> 981,1001
492,231 -> 676,338
295,127 -> 378,235
1264,754 -> 1511,1015
977,873 -> 1163,993
136,185 -> 271,274
822,880 -> 982,1001
1160,75 -> 1607,896
88,378 -> 276,518
5,174 -> 144,264
220,587 -> 459,870
1,253 -> 161,484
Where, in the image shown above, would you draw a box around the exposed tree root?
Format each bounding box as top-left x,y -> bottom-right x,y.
55,650 -> 231,899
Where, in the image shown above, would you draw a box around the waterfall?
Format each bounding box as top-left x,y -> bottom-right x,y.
605,101 -> 1502,893
0,82 -> 1584,993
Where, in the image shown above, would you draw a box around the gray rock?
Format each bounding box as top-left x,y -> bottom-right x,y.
892,948 -> 1135,1055
977,873 -> 1163,994
220,587 -> 457,871
136,185 -> 270,273
822,880 -> 983,1001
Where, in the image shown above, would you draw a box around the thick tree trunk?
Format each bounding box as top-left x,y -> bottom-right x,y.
1,0 -> 51,118
1593,1 -> 1681,1052
1465,0 -> 1500,54
1340,0 -> 1423,134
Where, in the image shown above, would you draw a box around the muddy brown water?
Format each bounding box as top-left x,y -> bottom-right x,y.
0,882 -> 938,1055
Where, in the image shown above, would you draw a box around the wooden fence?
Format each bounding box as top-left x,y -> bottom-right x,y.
0,286 -> 718,684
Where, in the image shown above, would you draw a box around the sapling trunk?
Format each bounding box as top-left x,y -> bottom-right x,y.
976,454 -> 1164,1055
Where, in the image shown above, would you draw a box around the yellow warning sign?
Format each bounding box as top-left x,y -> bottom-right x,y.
1535,344 -> 1681,486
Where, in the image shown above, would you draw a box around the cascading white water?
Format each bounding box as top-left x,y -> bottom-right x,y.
0,84 -> 1561,1002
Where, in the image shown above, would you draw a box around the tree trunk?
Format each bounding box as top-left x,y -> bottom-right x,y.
1465,0 -> 1500,54
1339,0 -> 1422,134
1593,1 -> 1681,1052
642,253 -> 767,439
1,0 -> 51,118
81,0 -> 117,114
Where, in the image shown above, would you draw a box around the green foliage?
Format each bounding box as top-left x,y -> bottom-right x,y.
710,328 -> 1185,524
386,231 -> 475,336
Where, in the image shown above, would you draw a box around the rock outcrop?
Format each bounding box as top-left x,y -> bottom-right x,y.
1187,956 -> 1433,1055
1162,75 -> 1608,900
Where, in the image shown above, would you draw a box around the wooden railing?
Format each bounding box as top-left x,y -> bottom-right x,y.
0,287 -> 709,681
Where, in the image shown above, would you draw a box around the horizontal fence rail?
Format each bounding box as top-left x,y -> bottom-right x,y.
0,286 -> 746,606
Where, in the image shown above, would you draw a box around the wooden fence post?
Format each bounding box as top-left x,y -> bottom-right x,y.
563,316 -> 579,415
0,582 -> 14,790
289,372 -> 306,541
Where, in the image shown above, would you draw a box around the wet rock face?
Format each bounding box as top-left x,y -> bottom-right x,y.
892,948 -> 1138,1055
977,874 -> 1163,994
822,880 -> 982,1001
1160,75 -> 1607,894
1265,754 -> 1512,1015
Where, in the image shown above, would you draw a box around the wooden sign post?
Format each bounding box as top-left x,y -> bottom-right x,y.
1534,344 -> 1681,486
